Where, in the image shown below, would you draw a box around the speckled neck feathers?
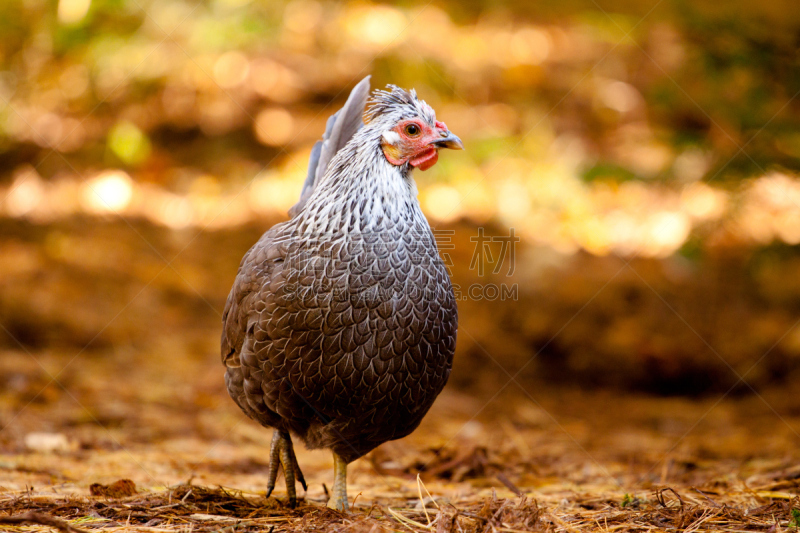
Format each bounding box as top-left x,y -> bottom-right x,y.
295,122 -> 424,238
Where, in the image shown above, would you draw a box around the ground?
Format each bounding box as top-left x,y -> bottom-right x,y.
1,219 -> 800,531
3,380 -> 800,532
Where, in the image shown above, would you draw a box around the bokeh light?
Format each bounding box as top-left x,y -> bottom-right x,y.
2,0 -> 798,259
81,170 -> 134,214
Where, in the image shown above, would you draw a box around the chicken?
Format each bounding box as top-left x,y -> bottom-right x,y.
221,76 -> 463,511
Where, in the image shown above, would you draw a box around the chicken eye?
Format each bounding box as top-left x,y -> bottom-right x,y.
404,123 -> 421,137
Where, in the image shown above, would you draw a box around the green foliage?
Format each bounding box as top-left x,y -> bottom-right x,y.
789,508 -> 800,528
582,163 -> 639,183
678,236 -> 704,262
108,121 -> 151,166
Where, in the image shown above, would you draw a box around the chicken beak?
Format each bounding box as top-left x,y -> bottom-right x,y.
433,131 -> 464,150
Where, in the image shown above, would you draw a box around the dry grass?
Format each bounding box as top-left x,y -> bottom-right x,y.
2,477 -> 799,532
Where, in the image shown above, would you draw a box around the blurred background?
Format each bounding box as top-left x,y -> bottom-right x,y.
2,0 -> 800,505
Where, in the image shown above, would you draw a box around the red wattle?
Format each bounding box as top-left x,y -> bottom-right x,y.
410,149 -> 438,171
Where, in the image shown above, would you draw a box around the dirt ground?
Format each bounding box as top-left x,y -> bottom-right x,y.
3,365 -> 800,532
1,219 -> 800,531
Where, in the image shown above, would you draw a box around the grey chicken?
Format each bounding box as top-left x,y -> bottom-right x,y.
221,76 -> 462,511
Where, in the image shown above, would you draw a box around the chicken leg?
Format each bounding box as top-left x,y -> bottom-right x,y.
327,452 -> 349,511
265,430 -> 307,508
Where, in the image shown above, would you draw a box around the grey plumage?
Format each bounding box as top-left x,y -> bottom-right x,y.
221,78 -> 459,508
